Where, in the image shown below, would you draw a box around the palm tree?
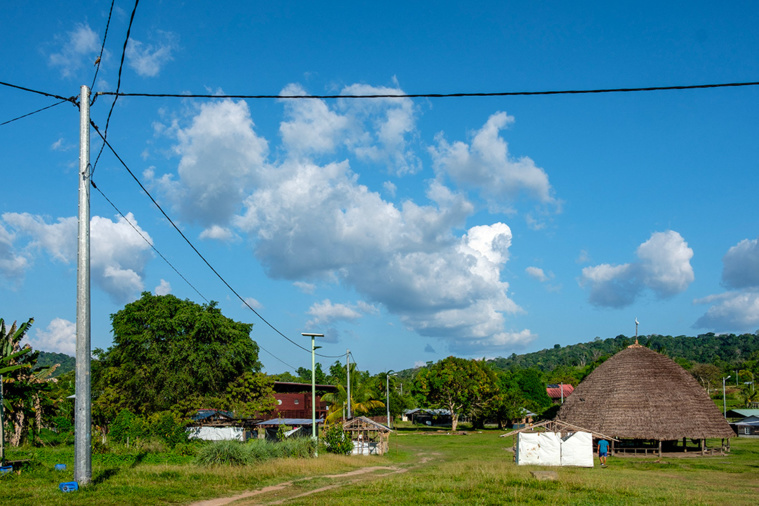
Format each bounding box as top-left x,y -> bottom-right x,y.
322,363 -> 384,424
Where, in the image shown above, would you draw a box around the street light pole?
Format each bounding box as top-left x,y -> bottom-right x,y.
723,375 -> 731,418
302,333 -> 323,453
386,370 -> 395,428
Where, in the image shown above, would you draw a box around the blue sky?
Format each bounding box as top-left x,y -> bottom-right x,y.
2,2 -> 758,374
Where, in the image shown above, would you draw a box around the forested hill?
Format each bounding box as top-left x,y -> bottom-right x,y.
36,351 -> 75,376
489,332 -> 759,372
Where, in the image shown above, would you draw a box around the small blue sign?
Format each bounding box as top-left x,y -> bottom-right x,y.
55,464 -> 67,471
59,481 -> 79,492
0,466 -> 12,474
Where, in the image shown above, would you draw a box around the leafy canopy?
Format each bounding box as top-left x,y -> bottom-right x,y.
96,293 -> 261,414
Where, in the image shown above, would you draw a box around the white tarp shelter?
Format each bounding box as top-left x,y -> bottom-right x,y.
559,431 -> 594,467
516,431 -> 593,467
186,426 -> 244,441
516,432 -> 561,466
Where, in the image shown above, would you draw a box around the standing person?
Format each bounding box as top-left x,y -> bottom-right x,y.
597,439 -> 609,467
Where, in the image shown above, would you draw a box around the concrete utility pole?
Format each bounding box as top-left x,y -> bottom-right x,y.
346,350 -> 351,420
386,370 -> 395,428
75,85 -> 92,485
301,333 -> 323,453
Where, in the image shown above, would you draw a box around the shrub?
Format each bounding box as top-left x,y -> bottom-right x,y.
195,440 -> 249,466
147,411 -> 188,448
322,425 -> 353,455
109,409 -> 147,444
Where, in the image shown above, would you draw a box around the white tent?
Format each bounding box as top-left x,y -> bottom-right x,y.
515,431 -> 593,467
186,426 -> 244,441
560,431 -> 594,467
516,432 -> 561,466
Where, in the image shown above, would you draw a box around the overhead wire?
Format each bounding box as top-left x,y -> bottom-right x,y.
90,148 -> 301,372
1,100 -> 68,127
90,0 -> 117,95
89,120 -> 322,357
0,80 -> 77,104
95,79 -> 759,101
91,0 -> 140,176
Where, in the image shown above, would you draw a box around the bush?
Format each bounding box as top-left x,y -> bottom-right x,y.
109,409 -> 147,444
322,425 -> 353,455
195,440 -> 249,466
147,411 -> 188,448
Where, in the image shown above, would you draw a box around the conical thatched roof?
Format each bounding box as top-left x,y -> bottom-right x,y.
556,345 -> 735,440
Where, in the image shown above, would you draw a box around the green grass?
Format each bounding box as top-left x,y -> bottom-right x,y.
2,433 -> 758,505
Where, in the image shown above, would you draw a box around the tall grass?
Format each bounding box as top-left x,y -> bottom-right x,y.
195,438 -> 316,466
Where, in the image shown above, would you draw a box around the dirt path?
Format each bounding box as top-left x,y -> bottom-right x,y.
190,455 -> 435,506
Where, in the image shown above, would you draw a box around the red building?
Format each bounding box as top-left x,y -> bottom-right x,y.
546,384 -> 574,404
272,382 -> 337,419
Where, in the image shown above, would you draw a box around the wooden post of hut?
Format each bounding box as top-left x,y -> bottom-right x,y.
700,439 -> 705,455
682,437 -> 687,452
658,440 -> 662,458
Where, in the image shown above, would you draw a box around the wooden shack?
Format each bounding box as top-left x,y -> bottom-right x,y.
342,416 -> 392,455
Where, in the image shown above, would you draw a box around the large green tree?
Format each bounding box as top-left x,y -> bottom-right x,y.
95,293 -> 261,415
415,356 -> 495,431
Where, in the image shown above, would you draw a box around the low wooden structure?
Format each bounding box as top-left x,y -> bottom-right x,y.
342,416 -> 392,455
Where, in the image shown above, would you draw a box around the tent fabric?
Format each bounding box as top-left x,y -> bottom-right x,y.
516,431 -> 593,467
560,431 -> 594,467
187,426 -> 244,441
516,432 -> 561,466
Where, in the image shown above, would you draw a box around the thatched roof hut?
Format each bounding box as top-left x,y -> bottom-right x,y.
556,344 -> 734,441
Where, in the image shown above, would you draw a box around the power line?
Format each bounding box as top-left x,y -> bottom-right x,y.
90,0 -> 117,95
0,80 -> 77,104
89,120 -> 319,357
1,100 -> 68,127
92,0 -> 140,175
92,163 -> 301,372
95,80 -> 759,101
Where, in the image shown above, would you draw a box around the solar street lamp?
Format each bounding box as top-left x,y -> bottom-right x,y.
386,370 -> 395,428
723,375 -> 731,418
302,333 -> 323,450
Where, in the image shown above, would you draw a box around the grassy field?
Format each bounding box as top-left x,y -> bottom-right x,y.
3,431 -> 758,505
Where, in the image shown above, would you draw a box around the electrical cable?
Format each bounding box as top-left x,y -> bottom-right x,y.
92,173 -> 300,372
90,0 -> 117,96
92,0 -> 140,176
95,79 -> 759,101
1,100 -> 68,127
90,119 -> 321,356
0,80 -> 77,104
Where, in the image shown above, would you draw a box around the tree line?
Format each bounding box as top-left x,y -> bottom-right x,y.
4,293 -> 759,448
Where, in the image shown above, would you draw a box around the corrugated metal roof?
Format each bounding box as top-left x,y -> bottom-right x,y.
546,384 -> 574,399
256,418 -> 323,426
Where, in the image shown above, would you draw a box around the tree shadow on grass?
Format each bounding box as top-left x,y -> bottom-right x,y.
92,468 -> 120,487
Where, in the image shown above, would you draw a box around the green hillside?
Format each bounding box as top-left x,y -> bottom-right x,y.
36,351 -> 75,376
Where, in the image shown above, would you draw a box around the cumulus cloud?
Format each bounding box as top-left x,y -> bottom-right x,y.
152,99 -> 269,228
153,84 -> 544,355
695,237 -> 759,332
293,281 -> 316,294
27,318 -> 76,355
579,231 -> 694,308
155,279 -> 172,295
430,112 -> 555,207
722,237 -> 759,289
126,32 -> 178,77
48,23 -> 101,78
0,222 -> 28,284
1,212 -> 153,303
243,297 -> 262,310
526,266 -> 550,282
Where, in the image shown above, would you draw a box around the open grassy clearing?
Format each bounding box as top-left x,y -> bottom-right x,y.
2,431 -> 758,505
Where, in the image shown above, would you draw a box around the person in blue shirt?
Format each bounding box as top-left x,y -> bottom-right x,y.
597,439 -> 610,467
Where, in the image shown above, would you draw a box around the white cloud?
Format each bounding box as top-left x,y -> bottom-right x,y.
293,281 -> 316,294
199,225 -> 236,241
722,237 -> 759,289
154,85 -> 546,355
27,318 -> 76,355
526,266 -> 549,282
126,32 -> 178,77
695,291 -> 759,332
48,23 -> 101,79
579,231 -> 694,308
695,237 -> 759,332
306,299 -> 364,326
155,279 -> 172,295
153,99 -> 269,229
1,212 -> 153,303
430,112 -> 555,206
243,297 -> 262,310
0,222 -> 28,284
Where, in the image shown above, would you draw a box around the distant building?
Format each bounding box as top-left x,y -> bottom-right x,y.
546,384 -> 574,404
272,382 -> 338,420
